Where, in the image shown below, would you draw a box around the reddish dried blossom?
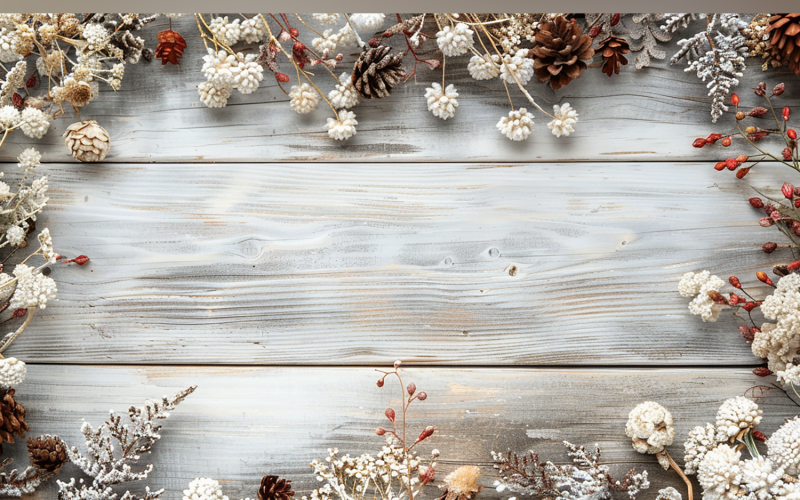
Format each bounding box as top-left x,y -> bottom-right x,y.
752,429 -> 767,442
729,276 -> 742,288
785,147 -> 794,160
763,242 -> 778,253
749,197 -> 764,208
748,107 -> 769,117
740,326 -> 755,342
784,183 -> 795,199
415,425 -> 434,444
757,271 -> 774,286
25,75 -> 35,88
693,138 -> 707,148
12,308 -> 26,318
753,367 -> 773,377
155,30 -> 187,65
731,93 -> 740,105
63,255 -> 90,265
783,107 -> 791,121
774,83 -> 785,95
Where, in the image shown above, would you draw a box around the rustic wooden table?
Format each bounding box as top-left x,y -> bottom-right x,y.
1,14 -> 798,500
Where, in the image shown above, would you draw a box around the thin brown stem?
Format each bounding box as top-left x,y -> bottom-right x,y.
664,450 -> 693,500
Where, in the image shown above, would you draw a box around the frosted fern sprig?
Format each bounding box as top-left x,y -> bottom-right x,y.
661,14 -> 702,34
626,14 -> 672,69
0,457 -> 57,497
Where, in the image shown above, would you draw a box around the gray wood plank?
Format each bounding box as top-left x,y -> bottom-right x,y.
6,365 -> 794,500
0,15 -> 796,163
4,161 -> 788,365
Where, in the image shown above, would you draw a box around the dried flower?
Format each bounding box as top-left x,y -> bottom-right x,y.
714,396 -> 762,441
184,478 -> 229,500
0,357 -> 25,390
326,110 -> 357,141
328,72 -> 359,109
497,108 -> 533,142
349,14 -> 386,32
440,466 -> 482,500
63,120 -> 110,163
697,444 -> 742,500
425,83 -> 458,120
436,23 -> 474,57
684,423 -> 720,475
467,53 -> 500,80
767,416 -> 800,475
625,401 -> 674,458
289,83 -> 319,114
547,103 -> 578,138
500,48 -> 534,86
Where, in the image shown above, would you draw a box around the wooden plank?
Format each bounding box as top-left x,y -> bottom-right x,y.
4,161 -> 786,365
1,15 -> 796,163
8,365 -> 793,500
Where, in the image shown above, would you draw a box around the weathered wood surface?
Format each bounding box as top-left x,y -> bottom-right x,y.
0,161 -> 784,365
1,15 -> 797,164
9,366 -> 793,500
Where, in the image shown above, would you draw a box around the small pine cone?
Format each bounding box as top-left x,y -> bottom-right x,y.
765,14 -> 800,75
64,120 -> 110,162
531,16 -> 594,89
597,36 -> 629,77
155,30 -> 187,65
0,388 -> 28,448
27,434 -> 68,471
351,45 -> 406,99
258,475 -> 295,500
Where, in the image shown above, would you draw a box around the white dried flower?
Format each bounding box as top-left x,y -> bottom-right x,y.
656,487 -> 682,500
329,72 -> 359,109
547,103 -> 578,138
468,53 -> 500,80
739,457 -> 788,500
336,25 -> 357,46
500,49 -> 534,86
17,148 -> 41,171
776,364 -> 800,386
209,16 -> 241,47
38,228 -> 57,263
684,423 -> 720,475
326,110 -> 357,141
5,225 -> 24,247
679,271 -> 727,322
234,57 -> 263,95
0,357 -> 25,389
715,396 -> 762,441
241,17 -> 267,44
0,105 -> 20,129
425,83 -> 459,120
349,14 -> 385,32
202,49 -> 237,87
625,401 -> 675,459
497,108 -> 534,142
312,29 -> 339,56
289,83 -> 319,114
82,23 -> 110,52
768,416 -> 800,475
198,81 -> 232,108
313,13 -> 339,25
436,23 -> 474,57
697,444 -> 742,500
183,478 -> 229,500
19,107 -> 50,139
4,61 -> 26,92
761,273 -> 800,321
679,270 -> 717,296
9,263 -> 56,309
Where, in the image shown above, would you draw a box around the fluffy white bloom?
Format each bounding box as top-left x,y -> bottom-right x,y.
326,110 -> 357,140
4,61 -> 26,92
777,364 -> 800,386
547,103 -> 579,138
17,148 -> 41,171
500,48 -> 534,86
183,478 -> 229,500
697,444 -> 742,500
714,396 -> 762,441
0,27 -> 21,63
82,23 -> 110,52
684,423 -> 720,475
761,273 -> 800,321
313,13 -> 339,24
0,105 -> 20,129
198,81 -> 232,108
739,457 -> 791,500
202,49 -> 237,87
656,487 -> 682,500
38,228 -> 57,263
209,16 -> 241,47
336,25 -> 357,46
240,17 -> 267,44
497,108 -> 534,141
312,29 -> 339,56
289,83 -> 319,114
233,57 -> 263,95
468,53 -> 500,80
0,357 -> 25,389
349,14 -> 385,32
768,416 -> 800,475
679,271 -> 727,322
679,270 -> 718,296
425,83 -> 458,120
752,321 -> 799,375
752,274 -> 800,377
5,225 -> 24,247
436,23 -> 474,57
9,263 -> 57,309
19,107 -> 50,139
625,401 -> 675,458
328,72 -> 359,109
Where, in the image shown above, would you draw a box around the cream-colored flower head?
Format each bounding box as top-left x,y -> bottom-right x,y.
183,478 -> 228,500
768,416 -> 800,475
684,423 -> 721,475
626,401 -> 675,457
0,357 -> 26,389
715,396 -> 762,441
440,465 -> 482,500
697,444 -> 742,500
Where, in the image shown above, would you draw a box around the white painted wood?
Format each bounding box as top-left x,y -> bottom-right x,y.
7,365 -> 792,500
3,161 -> 786,365
0,15 -> 796,163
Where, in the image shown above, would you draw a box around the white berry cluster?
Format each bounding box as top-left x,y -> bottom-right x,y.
8,263 -> 57,309
425,83 -> 459,120
0,102 -> 51,139
183,478 -> 229,500
0,357 -> 26,389
714,396 -> 762,441
436,23 -> 474,57
753,274 -> 800,384
198,49 -> 264,108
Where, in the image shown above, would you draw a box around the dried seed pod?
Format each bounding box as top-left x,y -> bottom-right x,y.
27,434 -> 68,471
155,29 -> 187,65
63,120 -> 110,162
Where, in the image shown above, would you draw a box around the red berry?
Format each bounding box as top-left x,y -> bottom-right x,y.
731,93 -> 740,106
795,199 -> 800,208
752,429 -> 768,442
789,260 -> 800,271
736,167 -> 750,179
783,107 -> 791,121
610,13 -> 621,26
759,217 -> 774,227
706,133 -> 723,143
722,137 -> 732,147
385,408 -> 395,421
415,425 -> 434,443
12,308 -> 27,318
406,382 -> 416,396
763,242 -> 778,253
743,302 -> 758,311
749,197 -> 764,208
729,276 -> 742,288
748,107 -> 769,117
726,158 -> 738,170
783,183 -> 795,199
588,25 -> 601,37
735,154 -> 749,163
693,138 -> 707,148
757,271 -> 774,286
289,28 -> 299,37
714,161 -> 727,171
739,326 -> 755,341
275,73 -> 290,82
789,129 -> 797,140
376,427 -> 386,435
785,147 -> 793,160
25,75 -> 35,88
752,367 -> 772,377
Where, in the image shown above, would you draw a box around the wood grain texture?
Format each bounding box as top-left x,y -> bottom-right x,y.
1,161 -> 786,365
8,365 -> 793,500
0,15 -> 797,164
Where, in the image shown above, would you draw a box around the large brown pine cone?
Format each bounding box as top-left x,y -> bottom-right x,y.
0,388 -> 28,449
27,434 -> 68,471
351,46 -> 406,99
258,475 -> 295,500
531,16 -> 595,89
766,14 -> 800,74
597,36 -> 630,77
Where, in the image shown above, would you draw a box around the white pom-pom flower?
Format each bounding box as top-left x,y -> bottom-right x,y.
312,29 -> 339,56
497,108 -> 534,142
768,416 -> 800,474
329,73 -> 359,109
0,357 -> 26,389
240,18 -> 267,44
9,263 -> 57,309
500,49 -> 534,86
19,107 -> 50,139
209,16 -> 241,47
684,423 -> 720,475
198,81 -> 232,108
326,110 -> 357,141
5,226 -> 24,247
201,49 -> 237,88
436,23 -> 474,57
468,53 -> 500,80
425,83 -> 458,120
697,444 -> 743,500
714,396 -> 762,441
625,401 -> 675,465
349,14 -> 385,32
0,105 -> 21,129
183,478 -> 229,500
289,83 -> 319,114
547,103 -> 578,138
233,57 -> 263,95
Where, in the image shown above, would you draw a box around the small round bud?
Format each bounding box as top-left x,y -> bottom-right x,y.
745,126 -> 756,134
789,260 -> 800,272
774,83 -> 785,96
736,111 -> 745,120
385,408 -> 396,422
788,129 -> 797,140
731,93 -> 740,106
417,392 -> 427,401
757,271 -> 773,286
783,107 -> 791,121
763,242 -> 778,253
714,161 -> 726,171
753,367 -> 772,377
759,217 -> 774,227
431,449 -> 440,458
783,183 -> 795,199
377,377 -> 385,387
376,427 -> 386,435
749,197 -> 764,208
693,138 -> 707,148
407,382 -> 416,396
393,360 -> 402,369
729,276 -> 741,288
722,137 -> 732,147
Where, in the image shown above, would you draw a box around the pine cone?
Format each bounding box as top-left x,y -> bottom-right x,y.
27,434 -> 68,471
597,36 -> 630,77
258,475 -> 294,500
63,120 -> 110,162
766,14 -> 800,75
155,30 -> 187,65
0,388 -> 28,449
532,16 -> 595,89
351,46 -> 406,99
